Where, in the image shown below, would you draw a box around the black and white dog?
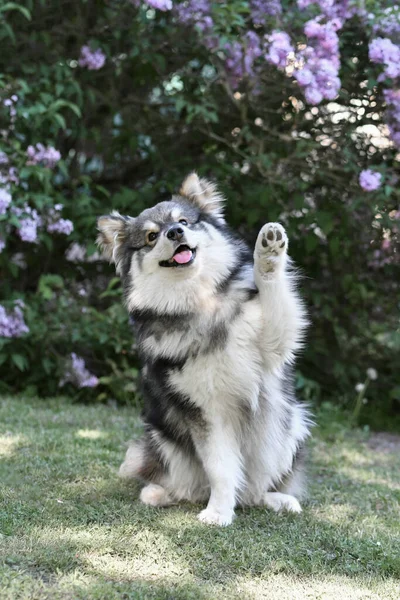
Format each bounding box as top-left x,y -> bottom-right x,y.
97,173 -> 311,526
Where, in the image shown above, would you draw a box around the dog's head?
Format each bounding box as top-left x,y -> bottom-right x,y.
97,173 -> 242,313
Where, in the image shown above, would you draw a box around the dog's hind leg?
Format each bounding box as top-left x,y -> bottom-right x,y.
118,438 -> 165,484
253,223 -> 307,370
140,484 -> 173,507
263,491 -> 302,513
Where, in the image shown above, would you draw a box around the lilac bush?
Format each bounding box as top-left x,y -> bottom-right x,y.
0,0 -> 398,424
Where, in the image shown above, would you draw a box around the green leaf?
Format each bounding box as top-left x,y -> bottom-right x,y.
0,21 -> 15,43
11,354 -> 27,371
38,274 -> 64,300
53,112 -> 66,130
0,3 -> 31,20
317,211 -> 334,235
305,234 -> 319,253
384,185 -> 392,197
49,99 -> 81,118
42,358 -> 52,375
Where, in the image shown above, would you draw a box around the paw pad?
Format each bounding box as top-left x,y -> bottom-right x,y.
258,223 -> 288,257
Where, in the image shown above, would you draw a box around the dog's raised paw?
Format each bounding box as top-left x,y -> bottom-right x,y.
254,223 -> 288,277
258,223 -> 288,256
197,507 -> 234,526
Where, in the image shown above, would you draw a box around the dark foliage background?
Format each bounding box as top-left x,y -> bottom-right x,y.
0,0 -> 399,429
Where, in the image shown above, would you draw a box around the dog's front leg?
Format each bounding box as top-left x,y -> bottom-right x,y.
193,420 -> 242,526
253,223 -> 307,370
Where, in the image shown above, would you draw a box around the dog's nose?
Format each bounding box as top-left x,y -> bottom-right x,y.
166,224 -> 185,241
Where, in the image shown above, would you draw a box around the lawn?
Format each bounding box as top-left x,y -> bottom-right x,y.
0,396 -> 399,600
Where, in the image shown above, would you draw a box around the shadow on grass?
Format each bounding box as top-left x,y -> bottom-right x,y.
2,459 -> 399,586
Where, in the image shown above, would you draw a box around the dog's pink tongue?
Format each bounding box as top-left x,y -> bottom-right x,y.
173,249 -> 192,264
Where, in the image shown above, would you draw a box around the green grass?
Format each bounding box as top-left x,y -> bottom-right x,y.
0,396 -> 399,600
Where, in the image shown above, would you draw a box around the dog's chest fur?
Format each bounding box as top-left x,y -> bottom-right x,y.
134,281 -> 265,431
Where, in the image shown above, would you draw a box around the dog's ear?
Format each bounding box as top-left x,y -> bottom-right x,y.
179,172 -> 225,223
96,211 -> 132,269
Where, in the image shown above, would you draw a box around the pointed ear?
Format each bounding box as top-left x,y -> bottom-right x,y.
179,172 -> 225,222
96,211 -> 131,269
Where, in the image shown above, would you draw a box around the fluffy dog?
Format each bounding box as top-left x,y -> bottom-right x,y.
97,173 -> 311,526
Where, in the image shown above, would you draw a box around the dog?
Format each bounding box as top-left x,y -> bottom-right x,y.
97,173 -> 311,526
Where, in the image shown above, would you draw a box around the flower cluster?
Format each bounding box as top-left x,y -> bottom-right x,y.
0,301 -> 29,338
0,188 -> 11,215
65,242 -> 101,263
372,7 -> 400,40
383,89 -> 400,148
46,204 -> 74,236
175,0 -> 213,32
12,205 -> 42,243
47,219 -> 74,235
359,169 -> 382,192
60,353 -> 99,388
369,37 -> 400,80
265,31 -> 294,70
250,0 -> 282,25
0,152 -> 19,186
368,8 -> 400,148
3,94 -> 18,131
78,45 -> 106,71
293,18 -> 341,105
223,32 -> 263,87
297,0 -> 362,21
26,144 -> 61,168
145,0 -> 172,11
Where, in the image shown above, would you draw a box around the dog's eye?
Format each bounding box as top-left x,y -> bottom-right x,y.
179,219 -> 188,226
147,231 -> 159,243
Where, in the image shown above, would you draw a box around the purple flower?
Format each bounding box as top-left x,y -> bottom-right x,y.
373,8 -> 400,39
359,170 -> 382,192
304,86 -> 323,105
0,188 -> 11,215
7,167 -> 19,184
369,37 -> 400,80
297,0 -> 362,20
294,68 -> 314,86
26,144 -> 61,168
265,31 -> 294,70
144,0 -> 172,10
19,218 -> 39,242
12,205 -> 42,243
304,19 -> 324,39
175,0 -> 212,31
0,238 -> 5,253
250,0 -> 282,25
78,45 -> 106,70
292,19 -> 341,104
60,353 -> 99,388
383,88 -> 400,147
0,302 -> 29,338
47,218 -> 74,236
